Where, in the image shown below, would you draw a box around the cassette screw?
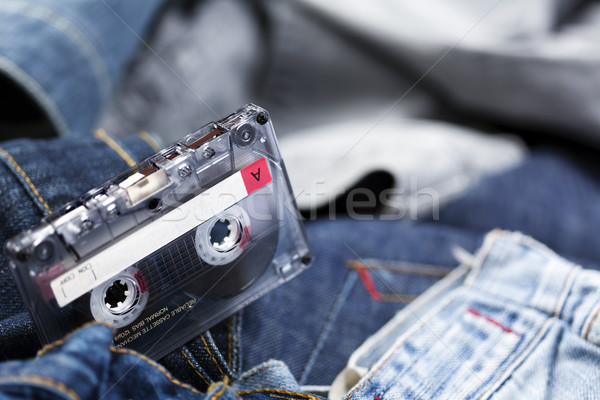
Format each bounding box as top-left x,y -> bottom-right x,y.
80,218 -> 94,232
34,241 -> 54,261
202,147 -> 216,159
178,164 -> 193,178
241,131 -> 252,142
148,198 -> 162,212
256,112 -> 268,125
16,250 -> 28,262
106,204 -> 119,220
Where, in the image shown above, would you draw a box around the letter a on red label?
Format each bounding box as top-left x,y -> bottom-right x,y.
241,157 -> 272,194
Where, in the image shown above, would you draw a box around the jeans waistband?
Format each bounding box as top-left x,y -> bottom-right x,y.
332,230 -> 600,400
467,231 -> 600,346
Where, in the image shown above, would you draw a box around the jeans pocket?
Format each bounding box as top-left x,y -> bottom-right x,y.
346,259 -> 452,303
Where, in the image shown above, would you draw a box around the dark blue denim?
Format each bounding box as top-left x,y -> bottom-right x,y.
436,149 -> 600,267
0,0 -> 165,137
242,220 -> 482,386
0,135 -> 159,360
1,140 -> 600,399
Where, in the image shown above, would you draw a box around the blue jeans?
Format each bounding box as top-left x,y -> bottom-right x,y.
0,0 -> 165,137
1,132 -> 600,398
2,226 -> 600,399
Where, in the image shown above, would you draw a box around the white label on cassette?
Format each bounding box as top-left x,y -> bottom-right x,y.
51,157 -> 272,307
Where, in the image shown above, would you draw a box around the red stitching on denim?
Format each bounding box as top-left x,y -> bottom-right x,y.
357,265 -> 382,301
353,262 -> 416,303
467,308 -> 520,336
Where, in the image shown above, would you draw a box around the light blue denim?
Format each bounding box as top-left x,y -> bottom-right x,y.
340,230 -> 600,399
0,0 -> 165,137
1,230 -> 599,399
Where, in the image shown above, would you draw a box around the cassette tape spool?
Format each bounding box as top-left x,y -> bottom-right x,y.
5,104 -> 312,359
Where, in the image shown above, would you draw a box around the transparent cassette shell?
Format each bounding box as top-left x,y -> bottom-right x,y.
5,104 -> 312,359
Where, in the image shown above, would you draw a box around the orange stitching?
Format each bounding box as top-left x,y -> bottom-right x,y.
584,304 -> 600,340
227,316 -> 233,368
138,131 -> 162,152
110,347 -> 200,395
0,147 -> 52,214
209,376 -> 230,400
37,321 -> 115,356
202,334 -> 226,377
94,129 -> 136,167
379,293 -> 418,303
236,388 -> 321,400
347,260 -> 450,278
0,374 -> 81,400
180,348 -> 210,385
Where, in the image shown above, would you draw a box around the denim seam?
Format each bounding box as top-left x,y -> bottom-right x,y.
583,302 -> 600,340
180,347 -> 210,386
236,388 -> 322,400
94,129 -> 137,167
0,55 -> 69,136
0,3 -> 111,98
0,374 -> 81,400
0,147 -> 52,215
138,131 -> 163,152
345,286 -> 465,399
37,321 -> 115,357
479,318 -> 554,399
299,270 -> 357,385
552,265 -> 579,319
347,259 -> 451,278
237,364 -> 279,383
202,334 -> 226,378
208,377 -> 233,400
110,346 -> 201,395
350,261 -> 432,303
473,234 -> 579,398
347,265 -> 471,369
238,361 -> 288,383
227,316 -> 234,368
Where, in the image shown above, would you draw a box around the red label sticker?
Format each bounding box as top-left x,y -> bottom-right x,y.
241,157 -> 272,194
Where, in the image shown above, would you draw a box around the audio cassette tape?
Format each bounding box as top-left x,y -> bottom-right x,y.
5,104 -> 312,359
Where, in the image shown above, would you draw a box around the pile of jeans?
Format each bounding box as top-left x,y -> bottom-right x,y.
1,1 -> 600,399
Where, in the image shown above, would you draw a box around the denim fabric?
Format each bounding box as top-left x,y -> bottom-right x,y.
240,148 -> 600,385
0,134 -> 159,360
0,322 -> 320,399
2,144 -> 600,389
0,0 -> 165,137
242,220 -> 482,386
437,149 -> 600,267
3,230 -> 600,399
336,230 -> 600,400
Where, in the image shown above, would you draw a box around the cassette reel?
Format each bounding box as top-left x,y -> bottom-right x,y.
6,104 -> 312,359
